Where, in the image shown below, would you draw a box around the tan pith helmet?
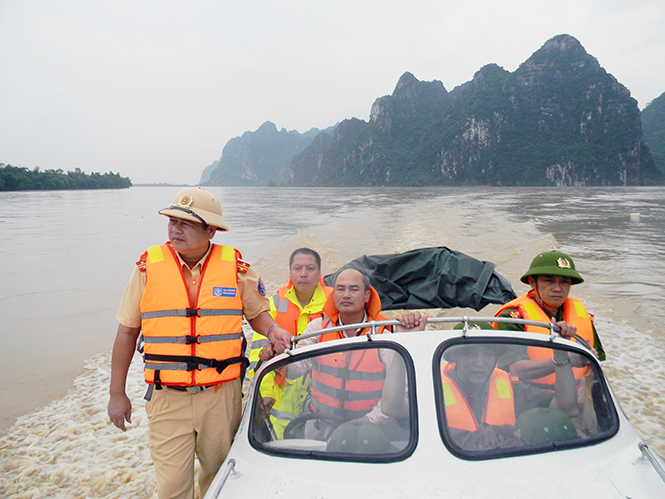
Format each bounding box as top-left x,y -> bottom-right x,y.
159,187 -> 229,231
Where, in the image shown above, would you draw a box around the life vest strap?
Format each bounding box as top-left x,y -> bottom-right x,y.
310,377 -> 383,401
141,308 -> 244,320
310,397 -> 368,419
144,353 -> 249,375
143,384 -> 155,401
316,363 -> 386,382
143,332 -> 244,345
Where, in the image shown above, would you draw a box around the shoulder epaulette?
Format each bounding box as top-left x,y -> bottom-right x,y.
136,250 -> 148,272
508,309 -> 522,319
237,259 -> 250,274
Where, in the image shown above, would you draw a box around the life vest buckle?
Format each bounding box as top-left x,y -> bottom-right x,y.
187,362 -> 199,371
186,307 -> 200,317
185,335 -> 199,344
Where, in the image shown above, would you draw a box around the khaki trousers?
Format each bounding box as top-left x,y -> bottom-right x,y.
145,378 -> 242,499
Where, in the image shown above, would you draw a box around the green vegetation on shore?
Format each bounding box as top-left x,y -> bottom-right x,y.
0,164 -> 132,191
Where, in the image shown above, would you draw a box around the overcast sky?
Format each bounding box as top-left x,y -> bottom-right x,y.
1,1 -> 664,185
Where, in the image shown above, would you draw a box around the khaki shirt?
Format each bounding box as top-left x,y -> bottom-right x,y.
116,243 -> 270,328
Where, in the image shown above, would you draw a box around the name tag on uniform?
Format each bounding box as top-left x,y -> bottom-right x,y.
213,287 -> 237,297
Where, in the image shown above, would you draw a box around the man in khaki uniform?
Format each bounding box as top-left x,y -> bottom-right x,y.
107,187 -> 291,499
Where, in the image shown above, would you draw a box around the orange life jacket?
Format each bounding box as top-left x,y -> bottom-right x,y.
440,363 -> 516,432
495,291 -> 594,388
140,243 -> 246,387
309,286 -> 390,418
272,278 -> 333,336
247,278 -> 333,378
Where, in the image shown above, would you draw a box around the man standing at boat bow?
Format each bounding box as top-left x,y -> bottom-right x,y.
107,187 -> 291,499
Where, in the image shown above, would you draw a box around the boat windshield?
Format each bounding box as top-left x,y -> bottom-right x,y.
434,338 -> 619,459
249,341 -> 416,462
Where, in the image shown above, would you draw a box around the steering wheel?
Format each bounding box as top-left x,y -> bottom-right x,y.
283,412 -> 347,440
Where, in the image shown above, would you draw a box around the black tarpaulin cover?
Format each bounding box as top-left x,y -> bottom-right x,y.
324,246 -> 517,311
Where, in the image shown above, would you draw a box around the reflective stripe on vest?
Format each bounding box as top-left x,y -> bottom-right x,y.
441,363 -> 516,432
140,243 -> 245,386
496,293 -> 594,388
143,332 -> 244,344
142,309 -> 243,319
270,408 -> 297,421
273,293 -> 290,314
271,282 -> 331,337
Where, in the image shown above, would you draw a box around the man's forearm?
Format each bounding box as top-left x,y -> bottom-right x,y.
249,311 -> 292,353
509,358 -> 554,381
109,324 -> 141,395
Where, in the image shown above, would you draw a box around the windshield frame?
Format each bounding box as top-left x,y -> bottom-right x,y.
248,338 -> 419,463
433,336 -> 620,461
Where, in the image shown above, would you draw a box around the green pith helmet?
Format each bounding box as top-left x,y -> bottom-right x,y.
520,250 -> 583,285
327,420 -> 392,454
516,407 -> 579,445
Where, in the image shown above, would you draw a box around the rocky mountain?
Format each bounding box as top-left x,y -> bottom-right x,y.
290,34 -> 661,186
199,159 -> 219,184
202,34 -> 662,187
203,121 -> 332,186
642,92 -> 665,175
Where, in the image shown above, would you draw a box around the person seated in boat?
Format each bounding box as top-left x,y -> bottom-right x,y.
280,268 -> 427,437
247,248 -> 333,439
494,250 -> 605,388
440,322 -> 580,451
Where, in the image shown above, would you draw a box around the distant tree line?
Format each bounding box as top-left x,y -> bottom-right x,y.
0,164 -> 132,191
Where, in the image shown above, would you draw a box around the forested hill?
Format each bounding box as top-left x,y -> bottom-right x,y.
0,165 -> 132,191
642,92 -> 665,175
205,34 -> 663,187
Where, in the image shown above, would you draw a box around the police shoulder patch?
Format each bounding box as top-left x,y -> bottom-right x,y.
257,277 -> 266,296
237,259 -> 250,274
136,251 -> 148,272
508,309 -> 522,319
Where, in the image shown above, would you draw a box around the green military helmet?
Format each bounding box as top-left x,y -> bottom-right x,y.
516,407 -> 579,445
520,250 -> 583,285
